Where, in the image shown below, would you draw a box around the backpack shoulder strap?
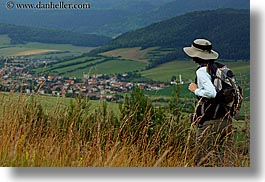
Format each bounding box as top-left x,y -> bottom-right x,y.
208,61 -> 222,74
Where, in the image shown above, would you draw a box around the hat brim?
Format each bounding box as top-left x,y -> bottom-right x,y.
183,46 -> 219,60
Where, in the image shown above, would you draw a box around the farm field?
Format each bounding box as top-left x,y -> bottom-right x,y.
39,47 -> 178,78
87,59 -> 146,75
141,61 -> 196,82
11,49 -> 63,57
99,47 -> 176,61
98,47 -> 250,85
35,56 -> 105,76
100,47 -> 158,64
39,56 -> 146,77
27,46 -> 249,89
0,34 -> 94,59
97,47 -> 250,99
98,47 -> 250,80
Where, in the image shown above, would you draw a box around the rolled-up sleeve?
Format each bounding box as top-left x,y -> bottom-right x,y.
194,67 -> 217,99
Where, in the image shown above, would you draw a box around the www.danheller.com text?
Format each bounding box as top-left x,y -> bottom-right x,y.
5,1 -> 91,10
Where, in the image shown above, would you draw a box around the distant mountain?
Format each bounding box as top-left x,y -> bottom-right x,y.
0,0 -> 168,37
96,9 -> 250,60
0,23 -> 111,47
88,0 -> 172,10
141,0 -> 250,23
0,0 -> 249,37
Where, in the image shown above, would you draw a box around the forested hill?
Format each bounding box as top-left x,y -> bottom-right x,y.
0,23 -> 111,47
97,9 -> 250,60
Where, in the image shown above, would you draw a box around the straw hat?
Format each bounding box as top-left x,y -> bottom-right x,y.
183,39 -> 219,60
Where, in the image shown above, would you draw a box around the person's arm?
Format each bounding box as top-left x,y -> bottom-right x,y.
189,67 -> 216,99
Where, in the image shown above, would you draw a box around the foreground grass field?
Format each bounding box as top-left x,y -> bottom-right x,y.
0,89 -> 249,167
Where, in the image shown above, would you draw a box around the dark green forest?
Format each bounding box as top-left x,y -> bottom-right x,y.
0,23 -> 111,47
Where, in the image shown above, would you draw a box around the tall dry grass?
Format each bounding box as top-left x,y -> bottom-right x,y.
0,90 -> 249,167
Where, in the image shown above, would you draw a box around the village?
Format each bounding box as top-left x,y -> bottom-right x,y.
0,57 -> 168,102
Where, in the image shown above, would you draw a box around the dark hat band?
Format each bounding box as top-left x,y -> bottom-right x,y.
192,42 -> 212,52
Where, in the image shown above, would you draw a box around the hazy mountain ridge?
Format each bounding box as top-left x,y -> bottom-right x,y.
0,0 -> 249,37
142,0 -> 250,23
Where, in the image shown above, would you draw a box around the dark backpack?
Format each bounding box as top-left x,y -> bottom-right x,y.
208,62 -> 243,120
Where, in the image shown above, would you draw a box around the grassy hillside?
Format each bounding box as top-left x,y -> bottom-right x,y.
0,89 -> 249,167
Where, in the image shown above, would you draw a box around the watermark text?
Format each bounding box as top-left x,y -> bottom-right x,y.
6,1 -> 91,10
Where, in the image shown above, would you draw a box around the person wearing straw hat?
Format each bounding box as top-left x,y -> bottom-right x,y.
183,38 -> 235,167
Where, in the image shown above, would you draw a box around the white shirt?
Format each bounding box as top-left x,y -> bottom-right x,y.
194,66 -> 217,99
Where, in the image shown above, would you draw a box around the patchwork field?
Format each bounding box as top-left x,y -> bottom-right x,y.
100,47 -> 156,64
34,46 -> 249,97
38,56 -> 146,77
0,34 -> 94,59
11,49 -> 62,57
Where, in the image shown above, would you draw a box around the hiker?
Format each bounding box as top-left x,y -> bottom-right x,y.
183,38 -> 235,167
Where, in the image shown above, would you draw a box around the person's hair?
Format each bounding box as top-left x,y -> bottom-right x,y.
193,57 -> 215,64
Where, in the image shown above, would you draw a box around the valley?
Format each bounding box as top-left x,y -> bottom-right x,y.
0,40 -> 250,117
0,2 -> 250,167
0,8 -> 250,118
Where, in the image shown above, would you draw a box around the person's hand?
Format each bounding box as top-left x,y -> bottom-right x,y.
188,82 -> 198,93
